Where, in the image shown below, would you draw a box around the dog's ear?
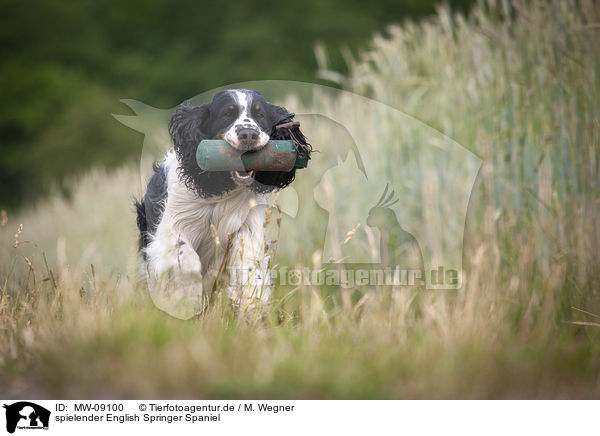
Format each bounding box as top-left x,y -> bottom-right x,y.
168,103 -> 210,149
169,103 -> 212,192
266,103 -> 310,159
266,103 -> 294,128
255,103 -> 311,192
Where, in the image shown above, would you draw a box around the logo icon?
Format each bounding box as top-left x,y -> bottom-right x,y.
3,402 -> 50,434
115,80 -> 481,318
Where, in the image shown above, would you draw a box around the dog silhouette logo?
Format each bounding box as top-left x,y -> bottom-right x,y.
3,402 -> 50,433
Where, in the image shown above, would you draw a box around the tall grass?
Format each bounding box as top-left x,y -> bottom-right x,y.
1,0 -> 599,398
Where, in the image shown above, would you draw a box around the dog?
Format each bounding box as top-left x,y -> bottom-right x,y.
135,89 -> 309,311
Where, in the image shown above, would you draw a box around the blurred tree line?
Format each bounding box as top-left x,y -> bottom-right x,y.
0,0 -> 473,209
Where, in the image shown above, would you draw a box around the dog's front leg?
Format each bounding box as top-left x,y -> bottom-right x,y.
225,207 -> 273,307
144,221 -> 204,317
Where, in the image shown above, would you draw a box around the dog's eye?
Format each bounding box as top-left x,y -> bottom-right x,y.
224,105 -> 237,118
253,104 -> 264,118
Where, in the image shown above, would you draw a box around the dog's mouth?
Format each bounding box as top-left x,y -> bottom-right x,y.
230,170 -> 256,186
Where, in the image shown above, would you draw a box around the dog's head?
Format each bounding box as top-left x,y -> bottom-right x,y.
169,89 -> 308,198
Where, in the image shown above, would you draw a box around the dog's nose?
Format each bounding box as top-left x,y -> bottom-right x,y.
237,127 -> 259,149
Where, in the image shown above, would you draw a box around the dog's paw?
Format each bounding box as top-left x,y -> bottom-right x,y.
144,237 -> 205,319
226,259 -> 273,307
175,238 -> 202,275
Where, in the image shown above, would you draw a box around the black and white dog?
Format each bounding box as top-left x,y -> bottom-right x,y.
135,89 -> 308,308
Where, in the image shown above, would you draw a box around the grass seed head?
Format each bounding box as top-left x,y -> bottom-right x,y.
210,223 -> 220,247
343,223 -> 361,245
13,223 -> 23,248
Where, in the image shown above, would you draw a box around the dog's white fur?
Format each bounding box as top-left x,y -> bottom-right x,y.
223,91 -> 270,150
143,150 -> 272,309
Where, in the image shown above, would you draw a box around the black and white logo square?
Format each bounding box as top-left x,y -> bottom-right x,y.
3,402 -> 50,434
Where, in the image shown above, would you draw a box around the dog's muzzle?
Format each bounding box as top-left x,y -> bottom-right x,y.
235,125 -> 260,150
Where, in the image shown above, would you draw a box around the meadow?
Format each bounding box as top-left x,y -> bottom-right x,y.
1,0 -> 599,398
